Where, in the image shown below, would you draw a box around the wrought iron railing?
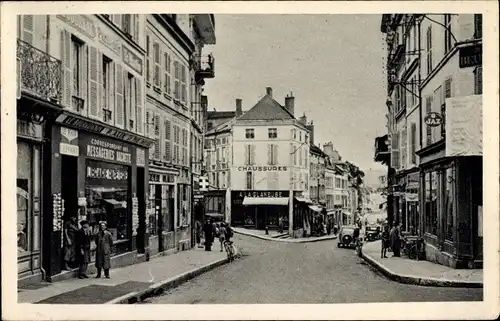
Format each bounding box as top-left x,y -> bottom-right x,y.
17,38 -> 62,102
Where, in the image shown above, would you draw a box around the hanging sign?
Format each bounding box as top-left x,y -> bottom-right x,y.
131,197 -> 139,236
424,112 -> 443,127
459,43 -> 482,69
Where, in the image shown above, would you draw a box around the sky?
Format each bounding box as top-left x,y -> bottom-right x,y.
203,14 -> 388,172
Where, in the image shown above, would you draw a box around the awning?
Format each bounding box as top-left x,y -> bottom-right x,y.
308,205 -> 323,212
206,213 -> 224,218
103,199 -> 125,209
295,197 -> 313,204
342,211 -> 352,216
326,210 -> 337,215
242,197 -> 289,206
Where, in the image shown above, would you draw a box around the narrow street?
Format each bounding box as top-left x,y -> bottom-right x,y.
147,235 -> 483,304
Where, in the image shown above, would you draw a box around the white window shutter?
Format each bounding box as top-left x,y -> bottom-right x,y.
164,119 -> 171,162
135,77 -> 143,134
79,45 -> 89,116
22,15 -> 34,45
107,62 -> 115,124
154,115 -> 160,160
88,46 -> 99,119
274,144 -> 279,165
134,14 -> 140,43
96,50 -> 103,121
113,15 -> 122,28
114,63 -> 124,128
60,29 -> 72,109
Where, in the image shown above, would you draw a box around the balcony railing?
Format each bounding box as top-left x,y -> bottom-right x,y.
17,39 -> 62,103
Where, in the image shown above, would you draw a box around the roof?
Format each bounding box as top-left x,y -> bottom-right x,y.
207,111 -> 236,120
237,94 -> 294,121
310,144 -> 326,157
205,119 -> 234,136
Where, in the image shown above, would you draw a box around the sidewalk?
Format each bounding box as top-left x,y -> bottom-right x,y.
18,246 -> 229,304
361,240 -> 483,288
234,227 -> 337,243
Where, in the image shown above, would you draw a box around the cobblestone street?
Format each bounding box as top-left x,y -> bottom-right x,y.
148,235 -> 483,304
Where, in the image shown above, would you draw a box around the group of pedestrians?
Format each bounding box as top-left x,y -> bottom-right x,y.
196,219 -> 233,253
380,221 -> 402,259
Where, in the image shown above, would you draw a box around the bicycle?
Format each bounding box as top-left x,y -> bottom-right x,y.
402,237 -> 423,260
223,240 -> 236,262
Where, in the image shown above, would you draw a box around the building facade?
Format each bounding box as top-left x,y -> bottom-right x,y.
378,14 -> 483,268
143,14 -> 215,255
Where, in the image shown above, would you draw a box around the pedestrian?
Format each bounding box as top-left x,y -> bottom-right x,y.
389,221 -> 401,257
218,223 -> 227,252
380,224 -> 390,258
278,216 -> 284,234
63,216 -> 79,270
195,220 -> 202,247
95,221 -> 113,278
203,219 -> 213,251
76,220 -> 91,279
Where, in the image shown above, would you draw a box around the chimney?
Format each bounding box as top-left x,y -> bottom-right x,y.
299,112 -> 307,125
235,98 -> 242,117
306,120 -> 314,145
285,92 -> 295,116
323,142 -> 334,157
266,87 -> 273,97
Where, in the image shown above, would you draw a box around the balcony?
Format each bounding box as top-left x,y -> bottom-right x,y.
17,39 -> 62,103
194,54 -> 215,85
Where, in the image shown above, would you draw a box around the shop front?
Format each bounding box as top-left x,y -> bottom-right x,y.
293,193 -> 313,237
43,113 -> 152,280
176,168 -> 192,251
404,170 -> 420,235
231,190 -> 289,230
147,167 -> 176,256
204,190 -> 226,223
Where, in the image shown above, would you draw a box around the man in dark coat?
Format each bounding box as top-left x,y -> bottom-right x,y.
95,221 -> 113,278
389,221 -> 401,257
203,219 -> 213,251
76,220 -> 92,279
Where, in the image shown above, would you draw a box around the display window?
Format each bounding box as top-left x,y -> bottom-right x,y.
85,160 -> 130,242
17,141 -> 32,255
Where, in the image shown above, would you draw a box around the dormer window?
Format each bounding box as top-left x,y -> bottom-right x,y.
268,128 -> 277,139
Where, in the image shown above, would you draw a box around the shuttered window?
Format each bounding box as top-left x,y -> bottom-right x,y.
245,144 -> 255,165
164,119 -> 171,162
135,78 -> 143,134
133,14 -> 139,43
425,96 -> 432,146
88,45 -> 100,119
60,30 -> 72,108
391,131 -> 400,169
442,77 -> 452,139
146,35 -> 151,83
153,42 -> 161,87
153,114 -> 161,161
181,64 -> 187,104
164,52 -> 171,95
426,26 -> 433,74
401,126 -> 407,169
115,64 -> 124,128
22,15 -> 34,45
173,61 -> 180,100
474,67 -> 482,95
410,123 -> 417,165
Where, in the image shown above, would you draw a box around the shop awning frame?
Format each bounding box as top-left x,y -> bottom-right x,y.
242,197 -> 289,206
295,197 -> 313,204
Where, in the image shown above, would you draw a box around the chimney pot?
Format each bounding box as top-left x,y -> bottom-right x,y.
236,98 -> 242,117
285,94 -> 295,116
266,87 -> 273,97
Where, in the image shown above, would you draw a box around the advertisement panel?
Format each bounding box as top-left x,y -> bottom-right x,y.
445,95 -> 482,157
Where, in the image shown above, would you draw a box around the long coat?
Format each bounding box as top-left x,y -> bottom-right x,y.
389,227 -> 400,251
76,228 -> 92,264
95,230 -> 113,269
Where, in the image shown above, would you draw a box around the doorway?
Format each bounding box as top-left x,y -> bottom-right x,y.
136,167 -> 145,253
60,155 -> 78,270
155,184 -> 163,252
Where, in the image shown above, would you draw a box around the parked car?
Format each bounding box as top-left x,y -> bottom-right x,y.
337,225 -> 360,248
364,225 -> 380,242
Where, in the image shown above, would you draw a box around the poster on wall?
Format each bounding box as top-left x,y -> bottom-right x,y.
132,197 -> 139,236
445,95 -> 482,157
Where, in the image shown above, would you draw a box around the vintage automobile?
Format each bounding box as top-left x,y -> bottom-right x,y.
337,225 -> 360,249
364,225 -> 381,242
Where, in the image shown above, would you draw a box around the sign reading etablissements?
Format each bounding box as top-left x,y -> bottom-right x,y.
445,95 -> 482,157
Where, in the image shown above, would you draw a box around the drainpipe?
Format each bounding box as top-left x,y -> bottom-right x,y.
417,15 -> 424,236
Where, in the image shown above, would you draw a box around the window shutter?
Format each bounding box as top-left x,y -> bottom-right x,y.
164,119 -> 171,162
79,45 -> 89,115
88,46 -> 99,119
245,144 -> 250,165
181,64 -> 187,103
474,67 -> 482,95
250,144 -> 256,165
153,42 -> 160,87
267,144 -> 272,165
135,78 -> 143,134
22,15 -> 34,45
164,52 -> 169,94
425,96 -> 432,146
114,64 -> 124,128
106,61 -> 114,123
133,14 -> 140,43
154,115 -> 160,160
113,15 -> 122,28
174,61 -> 180,100
442,78 -> 452,139
273,144 -> 279,165
60,29 -> 72,109
391,132 -> 400,169
411,123 -> 417,164
146,35 -> 151,83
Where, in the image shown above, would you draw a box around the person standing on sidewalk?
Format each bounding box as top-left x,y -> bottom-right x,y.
218,223 -> 227,252
380,224 -> 390,258
203,219 -> 213,251
195,220 -> 202,247
389,221 -> 401,257
95,222 -> 113,278
278,216 -> 284,234
76,220 -> 92,278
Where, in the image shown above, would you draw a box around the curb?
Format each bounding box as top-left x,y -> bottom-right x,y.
235,230 -> 337,243
105,256 -> 232,304
361,249 -> 483,288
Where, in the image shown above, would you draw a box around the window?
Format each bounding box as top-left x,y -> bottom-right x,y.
391,131 -> 400,169
268,144 -> 278,165
299,131 -> 302,142
71,37 -> 83,98
153,42 -> 161,88
245,128 -> 255,139
173,61 -> 180,100
444,14 -> 453,53
164,119 -> 171,162
424,171 -> 438,235
410,76 -> 417,107
146,35 -> 151,83
425,96 -> 433,146
474,67 -> 482,95
245,144 -> 255,165
474,14 -> 482,39
102,56 -> 112,123
246,172 -> 253,190
410,123 -> 417,165
394,85 -> 401,113
444,166 -> 455,241
122,14 -> 132,36
432,85 -> 442,142
426,26 -> 433,74
164,52 -> 171,95
126,73 -> 136,130
181,64 -> 187,104
268,128 -> 277,139
401,126 -> 407,168
442,77 -> 452,139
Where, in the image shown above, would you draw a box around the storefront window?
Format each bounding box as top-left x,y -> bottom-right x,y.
444,167 -> 455,241
431,171 -> 438,235
85,160 -> 130,242
424,172 -> 432,234
148,185 -> 157,235
17,141 -> 32,255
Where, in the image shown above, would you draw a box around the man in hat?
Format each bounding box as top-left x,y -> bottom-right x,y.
76,220 -> 92,278
95,221 -> 113,278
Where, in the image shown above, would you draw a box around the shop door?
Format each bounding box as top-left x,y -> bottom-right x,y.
60,155 -> 78,270
155,184 -> 164,252
256,207 -> 265,229
136,167 -> 145,253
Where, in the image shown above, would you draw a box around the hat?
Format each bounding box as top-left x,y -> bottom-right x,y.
80,220 -> 89,226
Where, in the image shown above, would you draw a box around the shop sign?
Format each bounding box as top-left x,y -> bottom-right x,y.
131,196 -> 139,236
136,148 -> 145,167
86,165 -> 128,181
445,95 -> 482,157
60,127 -> 79,156
237,165 -> 288,172
459,43 -> 482,69
424,112 -> 443,127
233,190 -> 290,198
84,137 -> 133,165
17,119 -> 42,140
405,193 -> 418,202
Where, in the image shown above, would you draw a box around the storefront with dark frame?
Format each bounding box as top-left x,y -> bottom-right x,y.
42,111 -> 153,280
204,190 -> 226,223
417,141 -> 482,269
231,190 -> 290,230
